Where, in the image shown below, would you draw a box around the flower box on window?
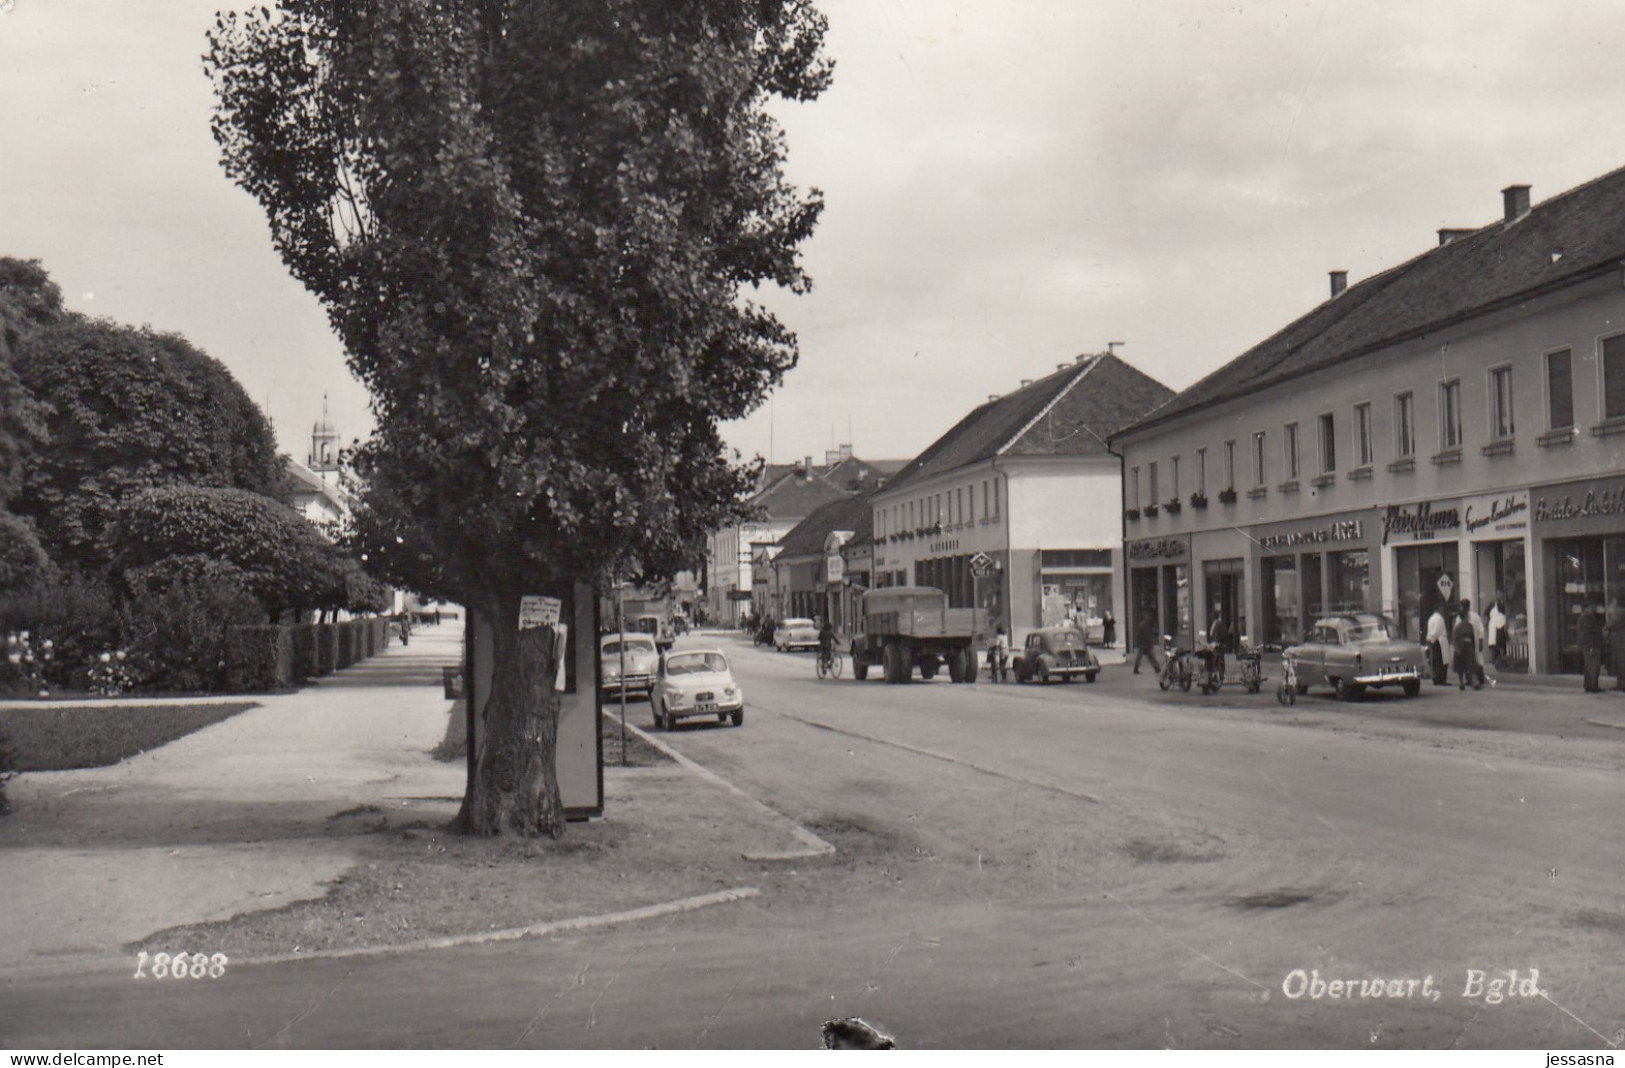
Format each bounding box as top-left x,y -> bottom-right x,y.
1218,488 -> 1237,505
1164,498 -> 1182,514
1124,508 -> 1141,521
1143,503 -> 1160,517
1190,492 -> 1209,510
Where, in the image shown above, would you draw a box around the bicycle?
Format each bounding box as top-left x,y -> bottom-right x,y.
1157,636 -> 1193,692
816,647 -> 843,679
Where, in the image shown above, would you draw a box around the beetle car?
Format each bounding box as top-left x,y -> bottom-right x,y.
651,649 -> 744,730
599,632 -> 660,700
1281,612 -> 1426,701
1013,625 -> 1100,684
772,617 -> 819,652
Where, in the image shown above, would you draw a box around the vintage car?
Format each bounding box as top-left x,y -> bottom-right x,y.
599,632 -> 660,700
1281,612 -> 1427,701
630,613 -> 674,651
651,649 -> 744,730
1013,625 -> 1099,684
772,617 -> 820,652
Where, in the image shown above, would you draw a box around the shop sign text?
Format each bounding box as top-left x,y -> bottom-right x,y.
1534,484 -> 1625,524
1382,502 -> 1459,545
1463,492 -> 1529,536
1259,520 -> 1364,551
1128,538 -> 1187,561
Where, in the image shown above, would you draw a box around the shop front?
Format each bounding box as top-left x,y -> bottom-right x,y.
1532,476 -> 1625,673
1463,490 -> 1531,672
1127,536 -> 1191,648
1382,499 -> 1463,646
1252,511 -> 1376,647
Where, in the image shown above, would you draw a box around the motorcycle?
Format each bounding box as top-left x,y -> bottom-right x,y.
1157,635 -> 1192,692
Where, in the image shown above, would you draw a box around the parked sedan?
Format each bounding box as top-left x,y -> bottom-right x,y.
1281,612 -> 1426,701
651,649 -> 744,730
1013,625 -> 1099,683
599,633 -> 660,700
772,617 -> 819,652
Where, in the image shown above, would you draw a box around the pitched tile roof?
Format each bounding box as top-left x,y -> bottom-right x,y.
776,493 -> 873,558
883,353 -> 1174,495
1119,163 -> 1625,436
748,467 -> 851,521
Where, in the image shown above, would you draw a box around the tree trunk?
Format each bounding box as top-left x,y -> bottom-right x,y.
454,593 -> 565,837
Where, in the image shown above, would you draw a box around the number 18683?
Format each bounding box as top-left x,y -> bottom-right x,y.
133,951 -> 229,979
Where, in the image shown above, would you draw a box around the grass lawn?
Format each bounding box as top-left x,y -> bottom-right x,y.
0,703 -> 257,771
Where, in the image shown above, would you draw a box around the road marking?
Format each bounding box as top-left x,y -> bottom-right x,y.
776,711 -> 1103,805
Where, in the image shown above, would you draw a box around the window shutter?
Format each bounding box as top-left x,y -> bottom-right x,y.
1603,338 -> 1625,421
1547,351 -> 1573,428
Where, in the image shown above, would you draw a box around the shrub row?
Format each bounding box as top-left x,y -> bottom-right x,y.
224,617 -> 392,692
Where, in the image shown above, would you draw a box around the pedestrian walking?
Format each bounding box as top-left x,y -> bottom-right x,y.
1579,601 -> 1605,693
1462,599 -> 1492,687
1426,604 -> 1450,686
1207,609 -> 1229,680
1607,599 -> 1625,692
1486,595 -> 1507,666
1451,609 -> 1478,690
1132,613 -> 1161,674
1102,610 -> 1116,649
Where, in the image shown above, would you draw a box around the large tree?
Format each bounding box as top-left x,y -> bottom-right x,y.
12,314 -> 292,573
207,0 -> 830,835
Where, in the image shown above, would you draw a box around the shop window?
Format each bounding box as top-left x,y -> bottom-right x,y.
1489,365 -> 1514,439
1604,334 -> 1625,421
1329,550 -> 1369,612
1546,349 -> 1574,429
1354,402 -> 1373,466
1439,379 -> 1463,450
1318,412 -> 1336,472
1395,392 -> 1415,456
1284,422 -> 1300,480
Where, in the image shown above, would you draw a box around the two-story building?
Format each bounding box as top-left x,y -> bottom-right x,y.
1112,166 -> 1625,674
870,352 -> 1172,642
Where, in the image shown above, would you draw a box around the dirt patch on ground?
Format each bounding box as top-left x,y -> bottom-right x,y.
128,762 -> 796,960
0,703 -> 258,771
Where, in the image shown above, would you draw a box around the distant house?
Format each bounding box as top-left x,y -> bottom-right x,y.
286,407 -> 349,532
704,446 -> 903,625
770,493 -> 872,629
871,352 -> 1172,645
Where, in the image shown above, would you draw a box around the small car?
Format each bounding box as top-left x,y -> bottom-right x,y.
1013,625 -> 1099,683
630,613 -> 674,651
1281,612 -> 1427,701
772,617 -> 819,652
651,649 -> 744,730
599,632 -> 660,700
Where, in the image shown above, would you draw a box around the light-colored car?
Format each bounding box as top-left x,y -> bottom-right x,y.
1013,625 -> 1099,683
772,617 -> 819,652
1281,612 -> 1427,701
600,633 -> 660,700
630,613 -> 674,651
651,649 -> 744,730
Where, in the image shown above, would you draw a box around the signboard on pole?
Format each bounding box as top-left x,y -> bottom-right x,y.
969,551 -> 995,578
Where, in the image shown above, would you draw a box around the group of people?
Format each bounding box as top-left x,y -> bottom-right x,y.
1423,596 -> 1509,690
1574,598 -> 1625,694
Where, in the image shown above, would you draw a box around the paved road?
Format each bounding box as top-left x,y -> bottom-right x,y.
7,636 -> 1623,1049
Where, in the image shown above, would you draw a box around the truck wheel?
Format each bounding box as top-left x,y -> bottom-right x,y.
920,655 -> 939,680
961,646 -> 978,683
853,651 -> 870,681
882,642 -> 902,684
947,653 -> 965,683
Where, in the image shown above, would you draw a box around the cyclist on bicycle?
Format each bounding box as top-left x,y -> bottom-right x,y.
817,618 -> 836,669
988,623 -> 1010,682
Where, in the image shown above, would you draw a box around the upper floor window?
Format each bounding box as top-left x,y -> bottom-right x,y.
1317,412 -> 1336,472
1546,349 -> 1574,430
1252,431 -> 1267,486
1224,440 -> 1236,490
1440,379 -> 1463,450
1129,466 -> 1140,510
1284,422 -> 1300,480
992,476 -> 1001,519
1196,448 -> 1207,495
1603,334 -> 1625,422
1489,365 -> 1514,439
1148,461 -> 1160,504
1354,403 -> 1373,466
1395,392 -> 1416,456
1170,455 -> 1181,500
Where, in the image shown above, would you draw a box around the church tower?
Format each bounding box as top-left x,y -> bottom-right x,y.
309,395 -> 339,474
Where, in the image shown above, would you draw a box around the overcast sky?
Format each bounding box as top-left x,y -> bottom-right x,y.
6,1 -> 1625,468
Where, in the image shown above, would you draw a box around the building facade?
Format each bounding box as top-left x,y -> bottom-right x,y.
1113,170 -> 1625,674
871,352 -> 1172,644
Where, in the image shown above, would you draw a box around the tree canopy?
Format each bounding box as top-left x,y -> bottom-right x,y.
11,312 -> 292,572
208,0 -> 832,835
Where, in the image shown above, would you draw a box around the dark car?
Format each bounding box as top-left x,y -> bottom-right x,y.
1281,612 -> 1427,701
1013,625 -> 1099,684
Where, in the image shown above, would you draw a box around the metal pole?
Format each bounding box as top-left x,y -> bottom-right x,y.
616,588 -> 627,766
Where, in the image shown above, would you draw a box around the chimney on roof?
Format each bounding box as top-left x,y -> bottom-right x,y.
988,394 -> 1000,402
839,443 -> 852,460
1020,379 -> 1033,388
1057,363 -> 1068,372
803,455 -> 813,474
1502,184 -> 1531,224
1329,270 -> 1348,299
825,449 -> 841,466
1107,341 -> 1124,355
1438,228 -> 1475,246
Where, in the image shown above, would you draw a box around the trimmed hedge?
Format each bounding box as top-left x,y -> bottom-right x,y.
223,625 -> 294,692
291,623 -> 318,681
317,623 -> 338,675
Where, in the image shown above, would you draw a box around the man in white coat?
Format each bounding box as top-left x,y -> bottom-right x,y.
1425,604 -> 1450,686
